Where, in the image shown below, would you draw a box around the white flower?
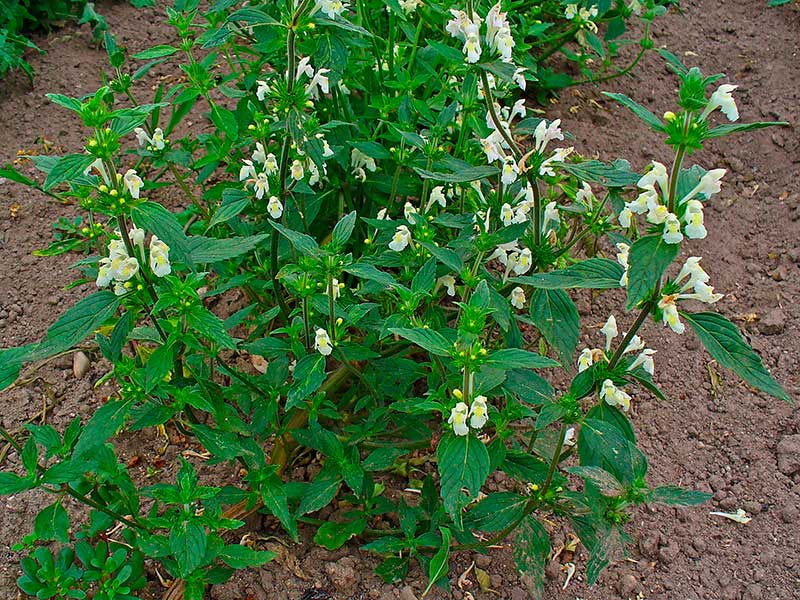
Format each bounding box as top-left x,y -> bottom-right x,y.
328,278 -> 343,300
619,207 -> 633,228
623,334 -> 645,354
543,201 -> 560,234
512,247 -> 532,275
123,169 -> 143,199
684,209 -> 707,240
306,68 -> 330,99
577,348 -> 594,373
295,56 -> 314,80
254,172 -> 270,200
628,348 -> 656,376
389,225 -> 412,251
480,138 -> 503,163
446,9 -> 481,41
307,160 -> 321,186
646,195 -> 669,225
290,160 -> 305,181
319,136 -> 334,158
96,257 -> 114,288
463,34 -> 482,63
112,256 -> 140,281
510,286 -> 526,310
500,203 -> 515,226
533,119 -> 564,153
615,242 -> 630,288
265,153 -> 279,175
128,226 -> 145,251
538,147 -> 573,177
501,157 -> 519,185
149,236 -> 171,278
108,238 -> 128,260
448,402 -> 470,437
676,257 -> 709,288
113,281 -> 128,296
565,3 -> 578,19
403,201 -> 418,222
512,68 -> 527,90
679,280 -> 724,304
150,128 -> 166,151
600,315 -> 618,351
376,207 -> 388,220
638,161 -> 669,195
316,0 -> 348,19
256,80 -> 270,101
252,143 -> 267,165
600,379 -> 632,411
267,195 -> 283,219
662,213 -> 684,244
426,186 -> 447,212
314,328 -> 333,356
134,127 -> 150,147
469,395 -> 489,429
702,84 -> 739,122
239,159 -> 257,181
351,148 -> 377,172
398,0 -> 422,13
658,295 -> 684,334
628,0 -> 642,15
439,275 -> 456,296
685,168 -> 726,203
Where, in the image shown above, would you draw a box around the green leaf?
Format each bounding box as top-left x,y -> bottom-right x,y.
682,312 -> 789,401
0,472 -> 34,495
345,262 -> 399,288
46,93 -> 82,113
559,159 -> 640,187
485,348 -> 559,369
74,399 -> 131,457
503,370 -> 553,405
170,520 -> 207,578
464,492 -> 528,532
706,121 -> 788,139
649,485 -> 712,506
131,202 -> 193,267
414,165 -> 499,183
411,258 -> 437,294
208,193 -> 249,228
187,234 -> 268,263
422,243 -> 464,273
186,306 -> 236,349
529,289 -> 579,367
47,291 -> 121,350
626,234 -> 679,309
259,473 -> 297,540
578,418 -> 647,486
514,258 -> 624,290
269,221 -> 322,258
389,327 -> 451,357
437,432 -> 490,527
286,354 -> 327,410
603,92 -> 666,132
423,527 -> 451,597
313,518 -> 367,550
566,466 -> 626,497
330,211 -> 357,248
513,515 -> 550,600
586,523 -> 624,585
297,470 -> 342,516
44,154 -> 97,191
132,45 -> 179,59
34,502 -> 70,544
219,544 -> 275,569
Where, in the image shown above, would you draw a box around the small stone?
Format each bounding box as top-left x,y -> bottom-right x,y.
768,265 -> 787,281
398,585 -> 418,600
658,542 -> 680,564
638,532 -> 660,558
777,434 -> 800,476
73,352 -> 91,379
745,584 -> 763,600
758,308 -> 786,335
474,554 -> 492,569
324,556 -> 359,589
545,560 -> 561,580
718,496 -> 738,510
780,503 -> 799,523
743,501 -> 762,514
788,247 -> 800,263
618,574 -> 639,597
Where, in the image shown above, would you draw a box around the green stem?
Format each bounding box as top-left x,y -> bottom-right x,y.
541,422 -> 568,496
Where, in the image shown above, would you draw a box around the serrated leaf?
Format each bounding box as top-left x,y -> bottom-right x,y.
578,418 -> 647,485
414,165 -> 499,183
131,202 -> 193,267
389,327 -> 451,356
423,527 -> 451,597
650,485 -> 711,506
313,518 -> 367,550
219,544 -> 275,569
297,469 -> 342,516
44,154 -> 96,191
287,354 -> 326,410
330,211 -> 357,248
566,466 -> 626,497
464,492 -> 528,532
269,221 -> 322,258
345,262 -> 399,288
437,432 -> 490,527
170,520 -> 207,578
514,258 -> 624,290
513,515 -> 550,600
485,348 -> 559,369
529,288 -> 579,368
706,121 -> 787,139
73,399 -> 131,457
586,523 -> 624,585
682,312 -> 789,401
603,92 -> 666,132
34,503 -> 70,544
626,234 -> 679,309
133,45 -> 179,60
187,234 -> 268,263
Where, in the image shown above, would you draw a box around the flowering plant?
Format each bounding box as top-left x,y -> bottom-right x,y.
0,0 -> 788,598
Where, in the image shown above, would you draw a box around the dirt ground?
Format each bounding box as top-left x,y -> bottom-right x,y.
0,1 -> 798,599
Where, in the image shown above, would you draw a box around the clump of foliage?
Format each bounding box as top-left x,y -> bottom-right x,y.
0,0 -> 788,599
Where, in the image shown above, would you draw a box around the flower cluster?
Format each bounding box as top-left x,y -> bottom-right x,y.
314,0 -> 348,19
447,393 -> 490,436
446,3 -> 516,65
96,226 -> 171,295
658,257 -> 723,334
619,161 -> 725,244
564,4 -> 599,47
133,127 -> 167,152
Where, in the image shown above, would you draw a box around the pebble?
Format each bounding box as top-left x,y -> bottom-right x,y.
776,434 -> 800,476
475,554 -> 492,569
639,532 -> 660,558
780,503 -> 799,524
398,585 -> 418,600
659,542 -> 680,564
758,308 -> 786,335
618,574 -> 639,597
73,351 -> 90,379
743,500 -> 762,514
718,496 -> 738,510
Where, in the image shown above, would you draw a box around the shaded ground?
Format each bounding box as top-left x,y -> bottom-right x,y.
0,1 -> 798,599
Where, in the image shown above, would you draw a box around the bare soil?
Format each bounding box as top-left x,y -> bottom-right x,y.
0,1 -> 798,599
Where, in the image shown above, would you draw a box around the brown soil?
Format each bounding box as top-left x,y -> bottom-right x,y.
1,1 -> 798,599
